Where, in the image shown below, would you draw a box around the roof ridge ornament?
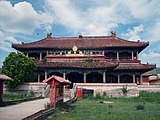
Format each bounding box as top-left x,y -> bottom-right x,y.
79,33 -> 83,38
111,31 -> 116,37
47,33 -> 52,38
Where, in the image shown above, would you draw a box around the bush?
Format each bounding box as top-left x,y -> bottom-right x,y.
44,102 -> 50,109
27,90 -> 35,97
139,91 -> 160,102
103,92 -> 107,97
2,52 -> 36,88
108,104 -> 113,108
95,93 -> 104,99
122,85 -> 128,95
135,104 -> 145,110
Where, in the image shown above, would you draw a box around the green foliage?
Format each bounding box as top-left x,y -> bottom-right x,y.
122,85 -> 128,95
83,93 -> 94,99
95,93 -> 104,99
135,104 -> 145,110
103,92 -> 107,97
27,90 -> 35,97
148,68 -> 160,75
3,93 -> 24,101
42,58 -> 47,64
44,102 -> 51,109
138,91 -> 160,102
108,104 -> 113,108
2,52 -> 36,88
86,58 -> 93,63
49,92 -> 160,120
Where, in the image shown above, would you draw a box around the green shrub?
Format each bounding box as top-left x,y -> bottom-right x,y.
139,91 -> 160,102
108,104 -> 113,108
122,85 -> 128,95
135,104 -> 145,110
27,90 -> 35,97
44,102 -> 50,109
95,93 -> 102,99
103,92 -> 107,97
83,93 -> 89,99
2,52 -> 36,88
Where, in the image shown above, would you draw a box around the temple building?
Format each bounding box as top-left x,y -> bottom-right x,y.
12,32 -> 156,85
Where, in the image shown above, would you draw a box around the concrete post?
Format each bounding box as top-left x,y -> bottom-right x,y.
132,51 -> 134,60
46,51 -> 49,56
103,71 -> 106,83
84,72 -> 86,83
118,74 -> 120,83
117,51 -> 119,60
40,52 -> 42,61
63,72 -> 66,79
45,71 -> 47,80
133,74 -> 135,83
140,74 -> 143,85
102,50 -> 105,55
136,51 -> 138,60
38,74 -> 40,82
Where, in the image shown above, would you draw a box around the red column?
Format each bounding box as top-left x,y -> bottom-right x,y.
0,81 -> 3,102
50,81 -> 56,108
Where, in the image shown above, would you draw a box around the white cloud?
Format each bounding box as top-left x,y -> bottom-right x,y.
146,21 -> 160,42
121,0 -> 160,19
0,1 -> 54,34
44,0 -> 129,35
44,0 -> 160,36
0,31 -> 20,52
141,52 -> 160,67
122,24 -> 144,41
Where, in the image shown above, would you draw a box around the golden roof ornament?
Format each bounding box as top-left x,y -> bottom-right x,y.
72,46 -> 78,54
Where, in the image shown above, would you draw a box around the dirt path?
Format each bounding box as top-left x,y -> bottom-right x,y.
0,98 -> 49,120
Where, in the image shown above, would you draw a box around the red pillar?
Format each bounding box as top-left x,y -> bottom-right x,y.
0,81 -> 3,102
50,81 -> 56,108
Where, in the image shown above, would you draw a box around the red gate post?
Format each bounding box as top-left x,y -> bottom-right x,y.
0,75 -> 12,102
50,80 -> 56,108
43,75 -> 71,108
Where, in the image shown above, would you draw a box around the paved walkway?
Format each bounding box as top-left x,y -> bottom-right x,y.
0,98 -> 50,120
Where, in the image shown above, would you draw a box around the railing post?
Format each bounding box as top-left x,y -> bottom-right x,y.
103,71 -> 106,83
117,51 -> 119,60
84,72 -> 86,83
136,51 -> 138,60
63,72 -> 66,79
40,52 -> 42,61
132,51 -> 134,60
133,74 -> 135,83
45,71 -> 47,80
118,74 -> 120,83
38,74 -> 40,82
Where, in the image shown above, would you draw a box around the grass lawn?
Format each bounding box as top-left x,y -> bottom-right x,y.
3,94 -> 26,101
50,92 -> 160,120
0,93 -> 42,107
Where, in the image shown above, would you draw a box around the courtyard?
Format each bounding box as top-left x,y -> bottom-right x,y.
50,92 -> 160,120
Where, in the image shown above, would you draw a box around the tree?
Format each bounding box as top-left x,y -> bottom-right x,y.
2,52 -> 36,88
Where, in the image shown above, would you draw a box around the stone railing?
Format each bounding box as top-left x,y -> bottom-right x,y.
4,82 -> 47,97
76,83 -> 139,97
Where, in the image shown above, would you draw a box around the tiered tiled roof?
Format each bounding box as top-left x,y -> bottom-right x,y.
36,60 -> 118,69
0,74 -> 12,81
115,63 -> 156,71
12,35 -> 149,50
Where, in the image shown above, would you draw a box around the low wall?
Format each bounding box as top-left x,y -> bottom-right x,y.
3,82 -> 47,96
138,85 -> 160,92
76,83 -> 139,97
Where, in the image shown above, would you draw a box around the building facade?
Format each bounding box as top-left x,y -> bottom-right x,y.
12,32 -> 156,85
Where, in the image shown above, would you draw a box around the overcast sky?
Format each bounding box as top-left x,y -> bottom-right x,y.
0,0 -> 160,67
